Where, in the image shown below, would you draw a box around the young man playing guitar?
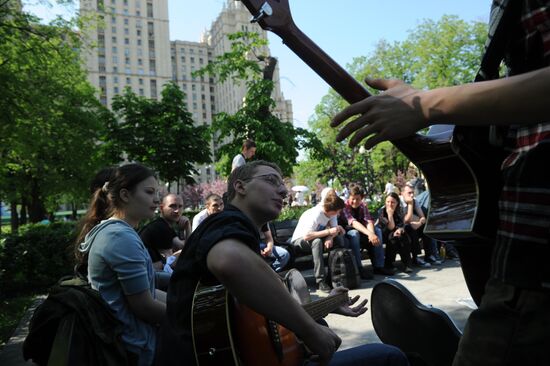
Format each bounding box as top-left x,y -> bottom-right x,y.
156,160 -> 408,365
332,2 -> 550,364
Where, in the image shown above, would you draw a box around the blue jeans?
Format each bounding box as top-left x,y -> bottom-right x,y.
345,227 -> 385,269
306,343 -> 409,365
260,243 -> 290,272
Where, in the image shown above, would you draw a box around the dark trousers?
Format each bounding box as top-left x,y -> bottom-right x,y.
453,278 -> 550,366
384,233 -> 412,268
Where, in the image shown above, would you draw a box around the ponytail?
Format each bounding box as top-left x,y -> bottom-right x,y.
75,187 -> 113,263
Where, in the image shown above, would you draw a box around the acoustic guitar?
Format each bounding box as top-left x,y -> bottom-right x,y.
240,0 -> 504,243
191,280 -> 348,366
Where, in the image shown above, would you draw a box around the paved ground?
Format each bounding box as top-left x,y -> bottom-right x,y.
307,258 -> 475,350
0,259 -> 474,365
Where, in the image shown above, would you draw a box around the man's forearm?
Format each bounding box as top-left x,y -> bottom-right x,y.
207,240 -> 319,338
425,66 -> 550,126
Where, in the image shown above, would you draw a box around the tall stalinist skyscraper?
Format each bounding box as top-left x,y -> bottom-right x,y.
80,0 -> 293,184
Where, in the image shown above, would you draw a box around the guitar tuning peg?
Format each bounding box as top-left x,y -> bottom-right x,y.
250,2 -> 273,23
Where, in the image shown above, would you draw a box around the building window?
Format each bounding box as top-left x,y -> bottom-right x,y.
125,57 -> 130,65
113,76 -> 119,83
146,2 -> 153,17
112,46 -> 117,53
150,79 -> 157,98
191,84 -> 196,91
112,55 -> 118,64
190,57 -> 195,63
124,18 -> 128,25
111,16 -> 116,24
139,88 -> 144,96
125,67 -> 131,74
137,29 -> 141,36
124,38 -> 129,45
111,26 -> 116,33
139,78 -> 143,85
181,56 -> 185,62
126,77 -> 131,84
112,36 -> 117,43
137,39 -> 142,46
124,28 -> 129,35
114,86 -> 119,94
113,66 -> 118,72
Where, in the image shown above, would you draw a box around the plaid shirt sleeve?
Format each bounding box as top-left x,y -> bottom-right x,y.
361,204 -> 374,224
343,204 -> 355,226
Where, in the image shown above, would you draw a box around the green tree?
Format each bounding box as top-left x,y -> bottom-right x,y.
0,3 -> 113,228
299,15 -> 486,193
109,82 -> 211,184
194,31 -> 322,177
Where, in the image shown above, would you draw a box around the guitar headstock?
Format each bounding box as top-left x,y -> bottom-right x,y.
239,0 -> 296,36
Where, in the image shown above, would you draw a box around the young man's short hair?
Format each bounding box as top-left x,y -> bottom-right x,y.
204,193 -> 222,205
227,160 -> 283,202
323,190 -> 345,212
349,183 -> 365,197
242,139 -> 256,151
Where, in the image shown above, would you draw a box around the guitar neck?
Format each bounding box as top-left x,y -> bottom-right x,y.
302,292 -> 348,320
274,23 -> 370,104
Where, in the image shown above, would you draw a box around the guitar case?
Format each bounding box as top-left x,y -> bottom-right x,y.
371,279 -> 462,366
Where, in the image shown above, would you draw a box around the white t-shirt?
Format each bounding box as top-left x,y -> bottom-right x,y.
192,209 -> 209,232
231,153 -> 246,172
384,182 -> 395,194
291,205 -> 337,242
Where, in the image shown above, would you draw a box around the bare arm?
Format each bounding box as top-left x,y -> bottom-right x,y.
126,290 -> 166,325
261,227 -> 274,257
207,240 -> 341,363
303,226 -> 340,241
332,66 -> 550,149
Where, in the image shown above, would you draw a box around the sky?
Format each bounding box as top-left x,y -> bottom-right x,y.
26,0 -> 490,130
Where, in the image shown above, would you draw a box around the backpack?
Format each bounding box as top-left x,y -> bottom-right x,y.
328,248 -> 360,289
22,276 -> 131,366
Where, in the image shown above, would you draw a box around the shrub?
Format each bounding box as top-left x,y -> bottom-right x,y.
0,222 -> 76,297
276,206 -> 309,222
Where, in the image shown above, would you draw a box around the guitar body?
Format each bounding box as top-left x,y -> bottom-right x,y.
192,282 -> 304,366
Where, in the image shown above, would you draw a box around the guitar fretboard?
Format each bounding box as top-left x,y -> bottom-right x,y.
302,292 -> 348,320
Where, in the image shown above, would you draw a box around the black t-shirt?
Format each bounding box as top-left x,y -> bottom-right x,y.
139,217 -> 177,263
156,204 -> 260,365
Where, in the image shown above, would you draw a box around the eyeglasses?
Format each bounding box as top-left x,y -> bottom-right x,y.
243,174 -> 285,188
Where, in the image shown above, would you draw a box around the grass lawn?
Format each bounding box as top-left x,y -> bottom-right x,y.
0,295 -> 35,349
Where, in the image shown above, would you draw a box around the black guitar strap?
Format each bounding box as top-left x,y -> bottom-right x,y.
475,0 -> 522,82
475,0 -> 522,146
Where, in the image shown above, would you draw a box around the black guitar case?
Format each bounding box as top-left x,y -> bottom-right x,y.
371,279 -> 462,366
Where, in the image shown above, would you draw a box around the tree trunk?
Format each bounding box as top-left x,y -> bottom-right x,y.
71,202 -> 77,220
20,198 -> 27,225
10,200 -> 19,233
28,178 -> 46,223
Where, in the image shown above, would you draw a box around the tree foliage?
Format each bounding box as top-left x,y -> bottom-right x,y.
298,15 -> 487,195
194,31 -> 323,177
109,82 -> 212,184
0,3 -> 113,226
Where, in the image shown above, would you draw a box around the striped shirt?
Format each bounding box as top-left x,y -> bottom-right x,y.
491,0 -> 550,289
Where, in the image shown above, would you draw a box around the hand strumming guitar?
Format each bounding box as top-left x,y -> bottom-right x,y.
329,287 -> 368,318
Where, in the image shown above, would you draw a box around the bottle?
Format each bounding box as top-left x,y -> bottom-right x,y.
439,245 -> 446,260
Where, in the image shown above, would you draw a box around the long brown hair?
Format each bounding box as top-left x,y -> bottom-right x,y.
75,163 -> 154,263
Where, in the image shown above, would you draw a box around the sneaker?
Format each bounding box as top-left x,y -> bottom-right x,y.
359,267 -> 373,280
403,266 -> 414,273
317,280 -> 332,293
425,255 -> 443,265
373,267 -> 395,276
412,258 -> 431,268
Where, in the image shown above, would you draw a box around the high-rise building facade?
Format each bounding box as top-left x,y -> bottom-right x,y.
81,0 -> 293,184
80,0 -> 172,106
